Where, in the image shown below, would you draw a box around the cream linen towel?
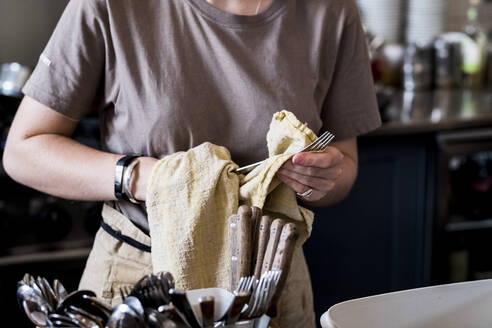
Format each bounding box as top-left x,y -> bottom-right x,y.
146,110 -> 316,290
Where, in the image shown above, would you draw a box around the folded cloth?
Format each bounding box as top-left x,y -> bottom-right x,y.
146,110 -> 316,290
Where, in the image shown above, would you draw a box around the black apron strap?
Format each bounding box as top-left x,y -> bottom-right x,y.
100,220 -> 151,253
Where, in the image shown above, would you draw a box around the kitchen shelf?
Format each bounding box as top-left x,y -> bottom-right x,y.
0,247 -> 91,267
445,218 -> 492,232
0,238 -> 93,267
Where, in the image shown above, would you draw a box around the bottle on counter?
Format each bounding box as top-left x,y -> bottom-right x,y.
461,0 -> 487,88
486,30 -> 492,87
434,38 -> 463,89
403,43 -> 434,91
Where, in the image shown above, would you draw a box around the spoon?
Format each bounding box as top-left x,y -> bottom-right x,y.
22,273 -> 31,285
54,279 -> 69,303
124,296 -> 145,318
48,313 -> 82,327
56,290 -> 96,313
28,276 -> 45,300
22,297 -> 49,327
82,295 -> 112,320
106,303 -> 145,328
17,283 -> 52,314
66,310 -> 100,328
42,277 -> 59,308
66,304 -> 104,328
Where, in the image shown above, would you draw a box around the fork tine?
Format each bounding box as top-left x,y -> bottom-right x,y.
247,277 -> 255,292
302,131 -> 329,152
312,133 -> 335,151
244,275 -> 266,318
241,277 -> 249,292
249,276 -> 255,291
298,131 -> 327,153
259,271 -> 277,316
120,286 -> 131,300
235,277 -> 245,293
255,274 -> 271,317
304,131 -> 331,152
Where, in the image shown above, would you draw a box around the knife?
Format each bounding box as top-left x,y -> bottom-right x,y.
267,223 -> 299,318
199,296 -> 215,328
260,218 -> 285,276
169,289 -> 201,328
237,205 -> 253,280
249,206 -> 262,274
253,215 -> 272,279
222,291 -> 251,325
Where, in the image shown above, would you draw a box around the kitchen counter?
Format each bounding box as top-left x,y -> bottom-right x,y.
370,89 -> 492,136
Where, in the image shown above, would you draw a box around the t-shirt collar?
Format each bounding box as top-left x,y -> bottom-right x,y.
184,0 -> 289,28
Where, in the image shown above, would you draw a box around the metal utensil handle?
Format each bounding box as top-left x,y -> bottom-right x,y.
229,214 -> 240,291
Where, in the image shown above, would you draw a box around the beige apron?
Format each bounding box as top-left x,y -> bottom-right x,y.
79,204 -> 316,328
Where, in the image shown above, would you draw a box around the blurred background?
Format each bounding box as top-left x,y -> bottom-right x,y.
0,0 -> 492,327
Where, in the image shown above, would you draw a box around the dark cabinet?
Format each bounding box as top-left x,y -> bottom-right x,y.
304,135 -> 436,324
0,114 -> 100,326
433,129 -> 492,284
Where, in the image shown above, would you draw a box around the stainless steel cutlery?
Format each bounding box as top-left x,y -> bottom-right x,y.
234,131 -> 335,173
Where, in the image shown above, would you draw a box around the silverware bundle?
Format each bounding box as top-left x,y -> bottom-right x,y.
17,270 -> 274,328
229,205 -> 300,319
17,273 -> 111,328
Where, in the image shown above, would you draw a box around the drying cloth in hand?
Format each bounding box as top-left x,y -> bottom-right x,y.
146,110 -> 316,290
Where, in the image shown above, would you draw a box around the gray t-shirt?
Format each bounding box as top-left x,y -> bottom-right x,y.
23,0 -> 381,233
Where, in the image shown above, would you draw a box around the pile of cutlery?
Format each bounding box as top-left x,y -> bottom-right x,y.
17,273 -> 111,328
17,270 -> 278,328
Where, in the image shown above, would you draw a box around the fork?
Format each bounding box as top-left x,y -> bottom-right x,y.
119,285 -> 132,300
240,270 -> 281,319
234,131 -> 335,174
235,276 -> 255,295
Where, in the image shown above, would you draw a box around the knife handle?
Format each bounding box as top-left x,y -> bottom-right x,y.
237,205 -> 253,279
253,215 -> 272,279
169,289 -> 201,328
260,218 -> 285,276
199,296 -> 215,328
249,206 -> 262,274
268,223 -> 299,317
228,214 -> 240,291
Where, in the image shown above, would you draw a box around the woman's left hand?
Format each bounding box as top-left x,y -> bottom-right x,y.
276,146 -> 345,202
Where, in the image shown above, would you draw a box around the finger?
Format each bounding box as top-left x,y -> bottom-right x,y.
292,146 -> 344,168
277,169 -> 335,193
280,161 -> 343,180
276,172 -> 325,201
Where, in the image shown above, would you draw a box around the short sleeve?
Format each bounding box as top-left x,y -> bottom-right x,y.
22,0 -> 108,120
321,3 -> 381,140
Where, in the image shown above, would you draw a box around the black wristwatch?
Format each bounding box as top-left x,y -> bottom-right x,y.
114,154 -> 141,201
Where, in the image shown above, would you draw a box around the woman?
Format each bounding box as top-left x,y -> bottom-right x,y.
3,0 -> 381,326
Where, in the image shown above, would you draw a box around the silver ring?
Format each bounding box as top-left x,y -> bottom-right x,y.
296,188 -> 313,198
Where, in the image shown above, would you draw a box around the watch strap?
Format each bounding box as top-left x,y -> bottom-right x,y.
114,154 -> 140,201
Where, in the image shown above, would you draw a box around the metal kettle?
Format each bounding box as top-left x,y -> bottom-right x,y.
0,62 -> 31,99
